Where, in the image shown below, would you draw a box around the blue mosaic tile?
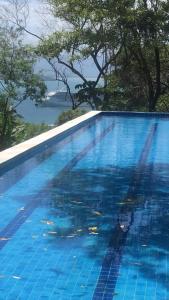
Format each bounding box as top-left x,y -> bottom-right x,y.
1,115 -> 169,299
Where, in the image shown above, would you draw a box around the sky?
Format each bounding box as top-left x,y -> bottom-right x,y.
24,0 -> 57,43
1,0 -> 58,43
26,0 -> 44,41
28,0 -> 97,77
1,0 -> 98,78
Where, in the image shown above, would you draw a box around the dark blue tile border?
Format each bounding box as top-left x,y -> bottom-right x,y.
100,111 -> 169,118
0,122 -> 115,250
92,122 -> 158,300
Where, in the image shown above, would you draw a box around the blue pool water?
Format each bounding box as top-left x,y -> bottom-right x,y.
0,113 -> 169,299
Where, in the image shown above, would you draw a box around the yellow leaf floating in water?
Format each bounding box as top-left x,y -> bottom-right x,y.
88,226 -> 99,234
47,221 -> 54,225
41,220 -> 54,225
89,227 -> 97,231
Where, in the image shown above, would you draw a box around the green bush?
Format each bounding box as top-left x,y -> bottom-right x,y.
156,94 -> 169,112
57,109 -> 87,125
13,121 -> 50,145
0,114 -> 51,150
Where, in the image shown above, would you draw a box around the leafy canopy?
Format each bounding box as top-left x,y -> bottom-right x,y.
0,26 -> 47,150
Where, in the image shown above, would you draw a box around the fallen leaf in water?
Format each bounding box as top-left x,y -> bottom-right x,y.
92,211 -> 102,216
32,235 -> 39,239
0,237 -> 10,241
120,224 -> 125,229
48,231 -> 57,235
129,262 -> 143,266
18,207 -> 25,211
12,276 -> 21,280
41,220 -> 54,225
47,221 -> 54,225
126,198 -> 133,202
89,227 -> 97,231
71,201 -> 83,204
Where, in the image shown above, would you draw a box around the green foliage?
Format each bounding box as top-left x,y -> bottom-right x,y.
156,94 -> 169,112
57,109 -> 86,125
13,121 -> 50,145
114,0 -> 169,111
36,0 -> 123,110
0,99 -> 19,149
0,26 -> 47,150
40,0 -> 169,112
75,81 -> 103,109
0,105 -> 50,150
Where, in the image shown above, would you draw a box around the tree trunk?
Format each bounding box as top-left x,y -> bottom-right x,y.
148,47 -> 161,112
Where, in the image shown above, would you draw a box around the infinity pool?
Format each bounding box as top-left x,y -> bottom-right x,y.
0,113 -> 169,299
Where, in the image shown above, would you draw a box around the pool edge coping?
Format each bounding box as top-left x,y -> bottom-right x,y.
0,111 -> 101,167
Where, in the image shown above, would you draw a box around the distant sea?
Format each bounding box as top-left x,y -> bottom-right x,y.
16,78 -> 93,125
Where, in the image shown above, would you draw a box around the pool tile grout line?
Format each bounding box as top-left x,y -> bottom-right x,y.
92,122 -> 158,300
0,122 -> 115,250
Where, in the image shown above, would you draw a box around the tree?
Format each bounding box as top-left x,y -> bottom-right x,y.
2,0 -> 169,112
40,0 -> 169,111
34,0 -> 123,110
0,26 -> 46,150
0,0 -> 81,110
109,0 -> 169,111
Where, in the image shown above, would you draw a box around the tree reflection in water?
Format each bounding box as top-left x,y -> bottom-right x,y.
43,163 -> 169,292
